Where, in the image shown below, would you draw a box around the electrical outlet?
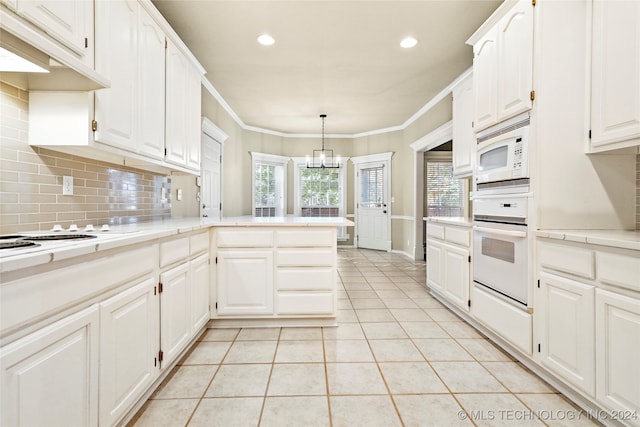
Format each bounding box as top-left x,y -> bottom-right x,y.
62,176 -> 73,195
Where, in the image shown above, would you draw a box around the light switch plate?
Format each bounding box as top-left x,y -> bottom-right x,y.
63,176 -> 73,195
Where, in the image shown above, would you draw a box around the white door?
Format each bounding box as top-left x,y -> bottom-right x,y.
159,263 -> 190,367
99,277 -> 159,426
444,244 -> 470,311
216,249 -> 274,315
190,253 -> 211,332
201,131 -> 221,220
165,40 -> 188,167
356,161 -> 389,251
0,305 -> 99,427
595,289 -> 640,416
94,0 -> 138,151
537,272 -> 595,395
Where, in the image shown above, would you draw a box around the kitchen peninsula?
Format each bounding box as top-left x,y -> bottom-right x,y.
0,216 -> 352,427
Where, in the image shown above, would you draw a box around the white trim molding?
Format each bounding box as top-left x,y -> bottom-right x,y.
202,117 -> 229,143
350,151 -> 394,165
409,120 -> 453,153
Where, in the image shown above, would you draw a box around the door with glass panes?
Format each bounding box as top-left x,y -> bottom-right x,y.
356,161 -> 389,251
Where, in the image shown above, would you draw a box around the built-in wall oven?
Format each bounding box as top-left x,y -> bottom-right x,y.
473,114 -> 532,309
473,194 -> 530,306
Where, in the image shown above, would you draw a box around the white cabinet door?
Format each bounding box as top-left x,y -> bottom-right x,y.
99,277 -> 160,427
497,0 -> 533,121
186,64 -> 202,171
595,289 -> 640,417
137,6 -> 165,159
473,27 -> 499,131
444,244 -> 470,311
165,39 -> 189,167
160,262 -> 191,367
426,240 -> 444,293
190,253 -> 210,332
216,249 -> 274,315
0,305 -> 99,427
537,272 -> 595,395
452,73 -> 475,177
94,0 -> 138,150
16,0 -> 93,63
590,0 -> 640,150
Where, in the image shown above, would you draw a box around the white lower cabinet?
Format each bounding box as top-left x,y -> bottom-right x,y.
425,220 -> 471,312
99,277 -> 159,427
190,253 -> 211,332
537,237 -> 640,425
537,272 -> 595,395
426,240 -> 444,293
160,262 -> 191,367
0,305 -> 100,427
216,249 -> 274,315
444,245 -> 470,310
595,289 -> 640,420
213,227 -> 338,320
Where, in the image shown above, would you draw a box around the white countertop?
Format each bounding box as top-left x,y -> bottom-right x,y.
423,217 -> 473,227
0,216 -> 354,273
536,229 -> 640,251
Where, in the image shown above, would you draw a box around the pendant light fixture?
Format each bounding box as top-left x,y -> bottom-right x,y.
306,114 -> 341,169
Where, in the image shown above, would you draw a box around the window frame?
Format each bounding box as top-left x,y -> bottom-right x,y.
291,157 -> 349,239
251,152 -> 289,217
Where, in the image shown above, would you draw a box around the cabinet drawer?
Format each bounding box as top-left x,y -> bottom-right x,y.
597,251 -> 640,292
538,241 -> 595,279
445,226 -> 471,247
190,231 -> 209,256
471,286 -> 532,354
276,292 -> 334,315
160,237 -> 189,267
216,229 -> 274,247
276,229 -> 335,247
277,249 -> 334,267
277,268 -> 334,291
427,223 -> 445,240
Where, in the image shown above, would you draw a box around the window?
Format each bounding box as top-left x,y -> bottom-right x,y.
359,166 -> 385,208
252,152 -> 289,217
425,160 -> 465,217
293,157 -> 348,239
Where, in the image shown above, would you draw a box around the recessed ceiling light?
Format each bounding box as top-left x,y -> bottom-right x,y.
257,34 -> 275,46
400,37 -> 418,49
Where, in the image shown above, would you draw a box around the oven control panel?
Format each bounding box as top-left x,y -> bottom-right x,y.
473,196 -> 528,219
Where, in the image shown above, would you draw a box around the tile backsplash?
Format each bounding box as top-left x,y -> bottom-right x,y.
0,82 -> 171,233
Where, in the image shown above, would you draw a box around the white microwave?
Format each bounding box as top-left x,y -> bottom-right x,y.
476,125 -> 529,185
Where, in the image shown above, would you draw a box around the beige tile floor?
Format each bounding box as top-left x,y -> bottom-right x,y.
129,248 -> 599,427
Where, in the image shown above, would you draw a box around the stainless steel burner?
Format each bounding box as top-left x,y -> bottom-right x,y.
0,241 -> 40,250
23,234 -> 98,241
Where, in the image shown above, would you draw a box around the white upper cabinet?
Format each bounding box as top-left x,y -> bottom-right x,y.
470,0 -> 534,131
473,28 -> 499,131
94,0 -> 138,151
166,39 -> 202,171
497,0 -> 534,121
452,73 -> 475,177
137,6 -> 166,159
14,0 -> 93,65
590,0 -> 640,151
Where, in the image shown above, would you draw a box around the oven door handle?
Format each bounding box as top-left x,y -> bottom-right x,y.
473,226 -> 527,238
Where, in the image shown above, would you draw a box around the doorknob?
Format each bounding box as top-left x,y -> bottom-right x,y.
383,204 -> 387,207
383,210 -> 387,214
203,214 -> 208,217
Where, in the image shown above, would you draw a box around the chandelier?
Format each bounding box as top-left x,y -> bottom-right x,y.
306,114 -> 341,169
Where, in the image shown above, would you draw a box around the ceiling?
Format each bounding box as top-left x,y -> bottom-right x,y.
151,0 -> 502,135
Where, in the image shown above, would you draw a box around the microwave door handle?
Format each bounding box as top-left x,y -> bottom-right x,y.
473,226 -> 527,238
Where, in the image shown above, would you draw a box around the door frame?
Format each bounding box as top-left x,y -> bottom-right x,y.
201,117 -> 228,220
409,121 -> 453,260
351,152 -> 393,251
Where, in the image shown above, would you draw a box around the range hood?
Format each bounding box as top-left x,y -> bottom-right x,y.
0,9 -> 109,91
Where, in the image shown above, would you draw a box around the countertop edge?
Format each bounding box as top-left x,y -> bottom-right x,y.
536,229 -> 640,251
